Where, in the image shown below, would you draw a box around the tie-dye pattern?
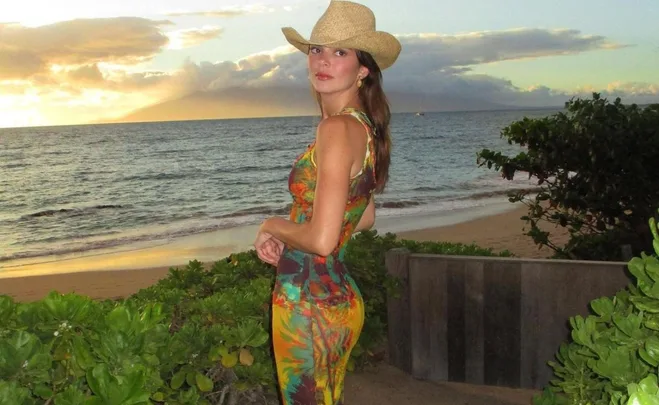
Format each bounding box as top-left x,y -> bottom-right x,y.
272,108 -> 376,404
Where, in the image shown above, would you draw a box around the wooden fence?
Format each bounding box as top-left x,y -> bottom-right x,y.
385,249 -> 632,389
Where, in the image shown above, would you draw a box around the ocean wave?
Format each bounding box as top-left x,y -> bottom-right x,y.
1,163 -> 30,169
118,172 -> 194,182
0,220 -> 249,263
377,200 -> 423,209
19,204 -> 125,220
252,143 -> 306,152
220,163 -> 294,174
220,175 -> 289,186
375,186 -> 539,209
210,204 -> 291,219
454,187 -> 541,201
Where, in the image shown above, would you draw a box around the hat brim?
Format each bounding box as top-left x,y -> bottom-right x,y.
281,27 -> 401,70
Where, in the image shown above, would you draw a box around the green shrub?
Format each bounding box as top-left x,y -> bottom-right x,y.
477,94 -> 659,261
534,210 -> 659,405
0,230 -> 510,403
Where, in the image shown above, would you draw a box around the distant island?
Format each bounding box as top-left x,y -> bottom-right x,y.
94,86 -> 565,126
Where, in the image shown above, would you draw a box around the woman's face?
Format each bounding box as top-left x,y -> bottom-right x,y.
307,45 -> 367,94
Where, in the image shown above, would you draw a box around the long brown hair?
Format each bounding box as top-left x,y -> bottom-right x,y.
311,50 -> 393,194
355,50 -> 392,194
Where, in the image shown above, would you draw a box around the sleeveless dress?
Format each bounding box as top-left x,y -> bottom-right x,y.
271,107 -> 377,405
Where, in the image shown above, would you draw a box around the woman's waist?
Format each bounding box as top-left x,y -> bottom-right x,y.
273,272 -> 361,306
280,245 -> 348,262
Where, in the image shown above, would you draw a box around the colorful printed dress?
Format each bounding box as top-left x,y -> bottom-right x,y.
272,107 -> 377,405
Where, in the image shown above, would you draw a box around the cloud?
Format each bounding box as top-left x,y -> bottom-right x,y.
603,81 -> 659,96
389,28 -> 626,81
0,50 -> 45,79
164,10 -> 246,18
89,26 -> 656,109
0,17 -> 171,79
1,21 -> 656,127
163,5 -> 277,18
66,64 -> 104,84
0,16 -> 227,107
161,28 -> 639,103
166,26 -> 224,49
7,18 -> 626,99
0,80 -> 34,97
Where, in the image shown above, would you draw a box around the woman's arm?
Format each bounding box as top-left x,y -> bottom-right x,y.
259,115 -> 360,256
355,195 -> 375,232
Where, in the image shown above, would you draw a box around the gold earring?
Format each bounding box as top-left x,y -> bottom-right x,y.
357,78 -> 363,88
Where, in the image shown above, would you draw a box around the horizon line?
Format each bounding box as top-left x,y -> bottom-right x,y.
0,104 -> 569,131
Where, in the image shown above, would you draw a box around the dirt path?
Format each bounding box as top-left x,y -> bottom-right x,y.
345,364 -> 539,405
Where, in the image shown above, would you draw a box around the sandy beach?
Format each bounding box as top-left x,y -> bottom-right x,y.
0,203 -> 558,404
397,204 -> 570,259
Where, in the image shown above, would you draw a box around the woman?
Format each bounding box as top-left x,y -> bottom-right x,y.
254,1 -> 401,403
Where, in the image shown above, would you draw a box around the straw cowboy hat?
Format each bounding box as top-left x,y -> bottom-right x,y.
281,0 -> 401,70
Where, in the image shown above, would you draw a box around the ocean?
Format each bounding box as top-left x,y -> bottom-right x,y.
0,108 -> 557,267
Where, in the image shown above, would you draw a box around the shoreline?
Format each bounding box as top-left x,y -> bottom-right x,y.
0,198 -> 518,279
1,191 -> 537,265
0,201 -> 572,303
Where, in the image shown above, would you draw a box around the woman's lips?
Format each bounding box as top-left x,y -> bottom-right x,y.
315,72 -> 333,80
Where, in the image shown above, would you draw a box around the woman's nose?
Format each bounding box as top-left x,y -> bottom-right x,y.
316,50 -> 330,66
320,58 -> 329,67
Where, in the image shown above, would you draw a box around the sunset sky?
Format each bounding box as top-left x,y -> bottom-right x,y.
1,0 -> 658,128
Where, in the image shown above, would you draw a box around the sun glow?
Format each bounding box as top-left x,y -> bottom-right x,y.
0,90 -> 43,128
0,108 -> 48,129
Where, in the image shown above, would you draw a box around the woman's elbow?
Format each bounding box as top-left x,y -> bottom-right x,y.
314,241 -> 337,257
313,233 -> 340,257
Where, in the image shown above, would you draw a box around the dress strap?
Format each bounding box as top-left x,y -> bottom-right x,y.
332,107 -> 376,180
333,107 -> 375,134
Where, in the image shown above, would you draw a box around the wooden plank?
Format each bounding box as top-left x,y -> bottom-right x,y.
385,248 -> 411,373
446,259 -> 466,381
519,261 -> 546,389
483,260 -> 522,387
463,260 -> 485,384
517,259 -> 632,388
409,256 -> 448,381
540,262 -> 579,388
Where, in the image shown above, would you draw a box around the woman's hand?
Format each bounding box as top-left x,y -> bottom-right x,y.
258,238 -> 283,266
254,226 -> 284,266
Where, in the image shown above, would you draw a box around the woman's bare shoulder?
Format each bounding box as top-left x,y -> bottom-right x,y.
315,113 -> 367,146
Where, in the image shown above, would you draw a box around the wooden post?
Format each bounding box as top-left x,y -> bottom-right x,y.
385,248 -> 411,373
409,256 -> 448,380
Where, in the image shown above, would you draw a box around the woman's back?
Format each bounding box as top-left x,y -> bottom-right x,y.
287,107 -> 376,259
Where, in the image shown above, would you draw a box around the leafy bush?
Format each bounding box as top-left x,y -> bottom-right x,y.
477,93 -> 659,261
0,230 -> 511,403
534,210 -> 659,405
0,272 -> 273,405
